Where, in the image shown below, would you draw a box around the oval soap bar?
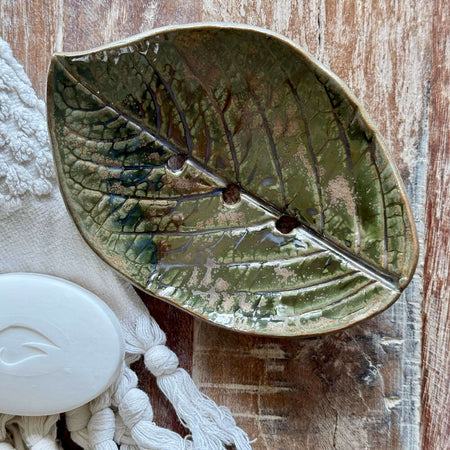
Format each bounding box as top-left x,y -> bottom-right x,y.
0,273 -> 124,416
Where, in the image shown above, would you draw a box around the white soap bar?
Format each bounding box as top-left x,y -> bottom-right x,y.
0,273 -> 124,416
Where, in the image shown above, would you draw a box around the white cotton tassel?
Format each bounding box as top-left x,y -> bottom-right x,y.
0,415 -> 13,445
0,414 -> 15,450
87,391 -> 117,450
0,443 -> 14,450
114,415 -> 139,450
5,422 -> 27,450
17,415 -> 60,450
156,365 -> 251,450
112,362 -> 192,450
124,315 -> 252,450
65,404 -> 90,449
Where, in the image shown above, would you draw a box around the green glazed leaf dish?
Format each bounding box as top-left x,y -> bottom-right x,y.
47,23 -> 418,336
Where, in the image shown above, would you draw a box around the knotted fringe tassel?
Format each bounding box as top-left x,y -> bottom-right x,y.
65,387 -> 141,450
0,415 -> 14,449
113,415 -> 138,450
2,422 -> 24,450
87,391 -> 117,450
2,416 -> 61,450
112,362 -> 192,449
123,314 -> 252,450
65,405 -> 90,449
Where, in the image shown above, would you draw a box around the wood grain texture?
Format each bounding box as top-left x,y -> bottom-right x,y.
0,0 -> 63,99
0,0 -> 446,448
422,0 -> 450,448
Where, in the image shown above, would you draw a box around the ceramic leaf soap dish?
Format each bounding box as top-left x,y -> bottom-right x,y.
47,23 -> 418,336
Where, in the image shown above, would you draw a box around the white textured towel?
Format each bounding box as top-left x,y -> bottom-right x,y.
0,38 -> 251,450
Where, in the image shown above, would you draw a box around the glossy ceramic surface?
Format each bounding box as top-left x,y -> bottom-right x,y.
47,23 -> 418,336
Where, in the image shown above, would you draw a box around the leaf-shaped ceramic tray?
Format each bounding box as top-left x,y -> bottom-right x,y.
47,23 -> 418,336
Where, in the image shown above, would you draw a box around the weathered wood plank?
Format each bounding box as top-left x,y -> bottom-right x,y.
422,0 -> 450,448
194,321 -> 405,448
61,0 -> 199,56
0,0 -> 63,99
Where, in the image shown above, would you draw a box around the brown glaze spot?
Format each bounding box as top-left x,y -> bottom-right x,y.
222,183 -> 241,205
167,154 -> 187,171
276,215 -> 300,234
157,240 -> 170,259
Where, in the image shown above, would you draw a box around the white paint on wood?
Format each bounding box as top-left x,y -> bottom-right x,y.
55,0 -> 64,52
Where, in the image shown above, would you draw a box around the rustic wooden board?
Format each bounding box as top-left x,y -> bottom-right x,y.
0,1 -> 447,448
422,0 -> 450,448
